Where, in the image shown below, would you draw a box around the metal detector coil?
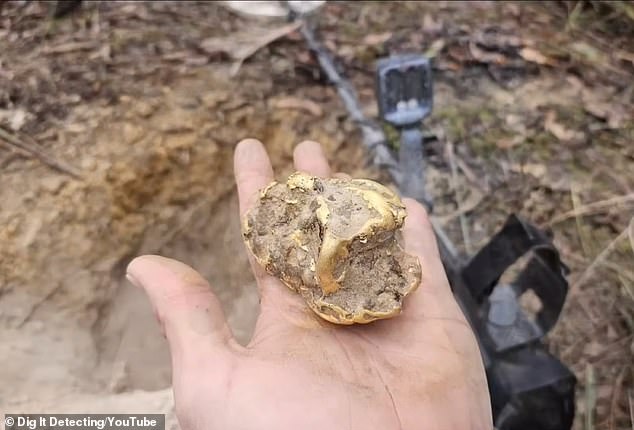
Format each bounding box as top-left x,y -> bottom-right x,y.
376,54 -> 434,208
376,55 -> 433,127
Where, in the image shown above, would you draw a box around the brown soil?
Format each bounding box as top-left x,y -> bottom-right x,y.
1,2 -> 632,429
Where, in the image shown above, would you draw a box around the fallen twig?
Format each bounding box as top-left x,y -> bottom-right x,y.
437,189 -> 485,225
572,184 -> 593,258
454,155 -> 489,193
572,222 -> 631,295
0,140 -> 32,161
549,192 -> 634,225
41,41 -> 97,55
627,390 -> 634,430
0,126 -> 81,178
586,364 -> 596,430
627,217 -> 634,252
564,250 -> 634,284
609,365 -> 628,430
0,152 -> 20,169
446,142 -> 472,254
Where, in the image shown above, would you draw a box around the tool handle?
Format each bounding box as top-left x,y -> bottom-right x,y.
399,127 -> 432,210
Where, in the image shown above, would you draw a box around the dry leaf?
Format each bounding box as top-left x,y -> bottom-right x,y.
544,111 -> 584,141
615,49 -> 634,65
200,91 -> 230,109
199,22 -> 301,76
504,113 -> 527,134
475,29 -> 522,50
88,44 -> 112,62
362,32 -> 392,46
425,39 -> 446,58
270,97 -> 323,117
422,13 -> 443,34
519,47 -> 554,66
508,162 -> 548,179
571,41 -> 603,63
64,123 -> 88,134
162,51 -> 190,61
337,45 -> 356,60
469,41 -> 507,65
505,3 -> 521,17
436,59 -> 462,72
521,163 -> 547,179
0,109 -> 30,131
581,90 -> 629,129
496,135 -> 524,149
582,340 -> 602,358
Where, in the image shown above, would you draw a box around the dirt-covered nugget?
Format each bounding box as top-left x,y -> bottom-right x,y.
242,172 -> 422,324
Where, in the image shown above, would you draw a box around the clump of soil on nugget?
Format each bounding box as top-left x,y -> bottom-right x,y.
242,172 -> 421,324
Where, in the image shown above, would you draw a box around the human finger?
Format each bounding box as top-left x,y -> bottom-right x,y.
293,140 -> 331,177
234,138 -> 274,217
126,255 -> 238,370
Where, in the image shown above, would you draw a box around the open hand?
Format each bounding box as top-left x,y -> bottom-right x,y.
126,139 -> 492,430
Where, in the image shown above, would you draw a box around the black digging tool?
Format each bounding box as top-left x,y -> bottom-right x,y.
290,8 -> 577,430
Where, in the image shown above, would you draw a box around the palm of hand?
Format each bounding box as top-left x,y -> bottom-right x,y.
128,140 -> 492,430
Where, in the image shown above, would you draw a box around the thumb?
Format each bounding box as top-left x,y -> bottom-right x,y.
126,255 -> 238,371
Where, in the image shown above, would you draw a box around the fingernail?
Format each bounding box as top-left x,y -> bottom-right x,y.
126,272 -> 142,289
236,138 -> 262,157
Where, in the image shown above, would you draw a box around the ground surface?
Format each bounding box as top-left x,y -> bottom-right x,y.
0,1 -> 632,429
